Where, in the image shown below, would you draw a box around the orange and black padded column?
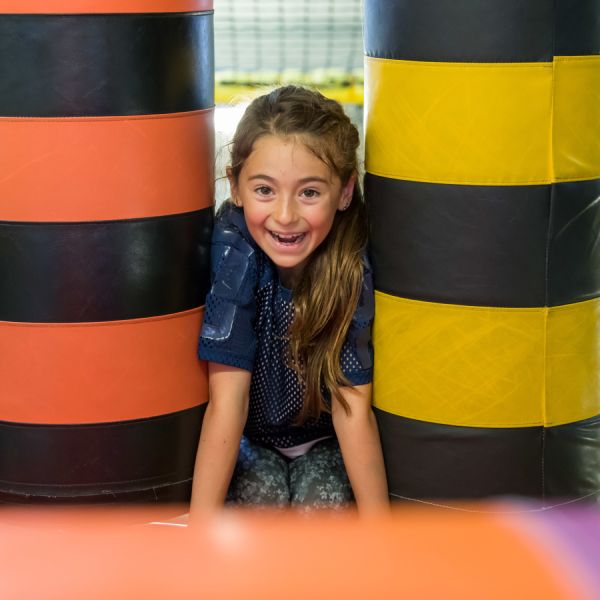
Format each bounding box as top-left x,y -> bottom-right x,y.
0,1 -> 214,502
364,0 -> 600,501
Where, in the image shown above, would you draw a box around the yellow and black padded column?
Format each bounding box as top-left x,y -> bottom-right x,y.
364,0 -> 600,501
0,1 -> 214,502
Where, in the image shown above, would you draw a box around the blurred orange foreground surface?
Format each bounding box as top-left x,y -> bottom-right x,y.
0,504 -> 591,600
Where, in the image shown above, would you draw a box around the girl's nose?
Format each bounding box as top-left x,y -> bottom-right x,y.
273,197 -> 297,226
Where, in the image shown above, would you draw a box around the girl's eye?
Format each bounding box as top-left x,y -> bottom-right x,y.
255,185 -> 272,196
301,188 -> 320,199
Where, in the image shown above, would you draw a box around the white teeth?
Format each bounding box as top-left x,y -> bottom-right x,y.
271,232 -> 305,244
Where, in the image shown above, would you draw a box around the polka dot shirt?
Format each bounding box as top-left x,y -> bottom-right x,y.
199,203 -> 374,449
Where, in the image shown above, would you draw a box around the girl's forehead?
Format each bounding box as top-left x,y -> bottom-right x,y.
244,134 -> 336,180
252,133 -> 312,155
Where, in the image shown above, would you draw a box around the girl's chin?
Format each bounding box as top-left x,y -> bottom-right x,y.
271,254 -> 307,273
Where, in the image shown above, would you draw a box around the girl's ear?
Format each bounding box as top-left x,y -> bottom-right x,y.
226,166 -> 241,207
338,173 -> 356,211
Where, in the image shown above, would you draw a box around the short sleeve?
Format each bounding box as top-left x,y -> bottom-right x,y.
198,207 -> 258,372
340,257 -> 375,385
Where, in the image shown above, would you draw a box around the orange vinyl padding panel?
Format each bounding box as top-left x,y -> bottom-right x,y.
0,1 -> 212,13
0,308 -> 208,424
0,109 -> 214,222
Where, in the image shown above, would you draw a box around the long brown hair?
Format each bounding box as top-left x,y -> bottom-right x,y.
228,86 -> 368,421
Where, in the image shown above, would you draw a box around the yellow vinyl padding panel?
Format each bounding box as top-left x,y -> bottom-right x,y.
553,56 -> 600,182
373,292 -> 600,427
365,57 -> 553,186
546,298 -> 600,426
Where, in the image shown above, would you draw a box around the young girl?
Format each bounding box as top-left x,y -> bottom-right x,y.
191,86 -> 388,515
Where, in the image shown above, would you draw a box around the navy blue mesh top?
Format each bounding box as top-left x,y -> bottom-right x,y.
198,202 -> 374,449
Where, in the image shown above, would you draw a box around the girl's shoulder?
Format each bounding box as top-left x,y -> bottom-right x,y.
210,201 -> 271,287
354,252 -> 375,323
212,201 -> 272,278
214,201 -> 256,249
361,252 -> 373,275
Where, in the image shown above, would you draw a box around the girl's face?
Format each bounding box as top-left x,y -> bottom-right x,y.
230,135 -> 355,288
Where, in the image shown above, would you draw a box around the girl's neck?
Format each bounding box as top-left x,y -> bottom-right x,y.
277,265 -> 302,290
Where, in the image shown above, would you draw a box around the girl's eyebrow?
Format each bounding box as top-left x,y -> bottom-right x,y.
248,174 -> 275,181
247,174 -> 328,184
298,176 -> 329,184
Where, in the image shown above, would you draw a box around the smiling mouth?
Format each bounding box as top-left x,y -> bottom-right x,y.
269,231 -> 306,245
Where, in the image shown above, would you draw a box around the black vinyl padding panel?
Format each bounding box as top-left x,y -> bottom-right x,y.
364,0 -> 554,62
374,408 -> 544,500
0,404 -> 205,503
548,179 -> 600,306
545,414 -> 600,501
367,176 -> 600,308
0,12 -> 214,117
0,208 -> 213,322
555,0 -> 600,56
366,175 -> 551,308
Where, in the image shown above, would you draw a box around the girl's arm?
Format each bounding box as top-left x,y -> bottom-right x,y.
332,383 -> 389,515
190,362 -> 251,519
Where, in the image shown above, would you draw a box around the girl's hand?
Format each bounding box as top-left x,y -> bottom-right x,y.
332,383 -> 390,516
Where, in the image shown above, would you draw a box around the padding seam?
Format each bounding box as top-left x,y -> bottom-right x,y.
366,56 -> 552,69
553,55 -> 600,63
0,107 -> 215,123
365,169 -> 600,186
373,406 -> 600,428
374,291 -> 544,313
0,306 -> 203,328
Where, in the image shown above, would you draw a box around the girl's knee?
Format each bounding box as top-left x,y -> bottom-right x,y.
289,440 -> 354,509
227,438 -> 290,507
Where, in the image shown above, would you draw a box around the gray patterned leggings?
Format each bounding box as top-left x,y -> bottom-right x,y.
226,436 -> 355,509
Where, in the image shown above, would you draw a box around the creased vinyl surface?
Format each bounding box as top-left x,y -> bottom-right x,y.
373,293 -> 600,427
